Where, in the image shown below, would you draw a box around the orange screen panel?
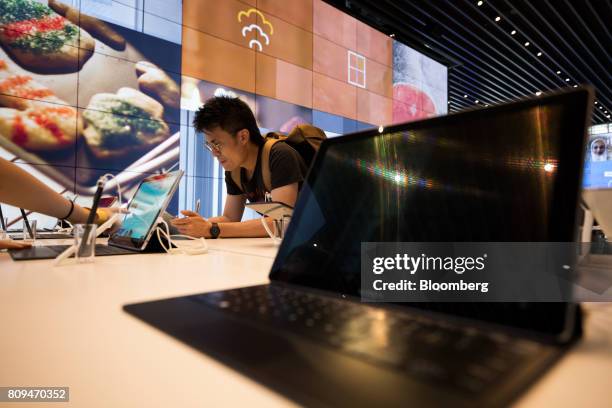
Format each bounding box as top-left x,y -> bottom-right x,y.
256,53 -> 313,108
313,72 -> 357,120
313,35 -> 347,83
357,22 -> 392,67
366,58 -> 393,99
357,88 -> 392,125
257,12 -> 313,70
183,0 -> 250,47
313,0 -> 357,50
256,0 -> 313,32
182,27 -> 256,93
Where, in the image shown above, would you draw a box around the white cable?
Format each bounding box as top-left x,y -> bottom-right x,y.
100,173 -> 122,206
54,173 -> 122,266
96,213 -> 120,237
155,217 -> 208,255
55,226 -> 73,234
261,217 -> 281,245
54,213 -> 121,266
156,218 -> 172,253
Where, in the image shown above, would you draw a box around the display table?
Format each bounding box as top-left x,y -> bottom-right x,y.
0,238 -> 611,408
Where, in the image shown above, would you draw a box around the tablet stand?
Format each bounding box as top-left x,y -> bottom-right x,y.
140,223 -> 176,253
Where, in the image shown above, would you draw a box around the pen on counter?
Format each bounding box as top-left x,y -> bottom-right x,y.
195,199 -> 201,214
20,208 -> 33,238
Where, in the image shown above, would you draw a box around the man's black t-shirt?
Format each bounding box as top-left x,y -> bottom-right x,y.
225,142 -> 307,202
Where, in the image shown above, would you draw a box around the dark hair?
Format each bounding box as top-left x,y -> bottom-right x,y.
193,96 -> 264,146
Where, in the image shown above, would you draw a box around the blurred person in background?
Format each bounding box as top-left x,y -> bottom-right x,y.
590,138 -> 608,162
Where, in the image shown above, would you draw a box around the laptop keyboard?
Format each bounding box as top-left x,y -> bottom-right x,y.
10,242 -> 149,260
190,284 -> 544,396
40,244 -> 136,256
92,245 -> 136,256
9,232 -> 73,240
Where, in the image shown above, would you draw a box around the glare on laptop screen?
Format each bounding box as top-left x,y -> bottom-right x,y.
271,91 -> 589,334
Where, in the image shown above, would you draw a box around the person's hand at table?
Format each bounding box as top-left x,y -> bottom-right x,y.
83,207 -> 129,226
0,239 -> 32,250
171,210 -> 212,238
94,207 -> 129,224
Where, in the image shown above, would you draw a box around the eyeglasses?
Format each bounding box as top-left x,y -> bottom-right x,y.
204,140 -> 224,153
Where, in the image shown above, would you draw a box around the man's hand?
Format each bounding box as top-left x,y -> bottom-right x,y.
0,239 -> 32,250
171,210 -> 212,238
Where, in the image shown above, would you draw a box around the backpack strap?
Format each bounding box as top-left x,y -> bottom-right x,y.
261,138 -> 280,193
229,138 -> 279,195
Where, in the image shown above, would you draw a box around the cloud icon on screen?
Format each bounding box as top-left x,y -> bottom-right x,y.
237,8 -> 274,51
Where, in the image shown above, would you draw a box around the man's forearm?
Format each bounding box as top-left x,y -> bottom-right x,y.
218,217 -> 274,238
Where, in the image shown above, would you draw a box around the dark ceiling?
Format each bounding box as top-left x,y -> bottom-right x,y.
324,0 -> 612,124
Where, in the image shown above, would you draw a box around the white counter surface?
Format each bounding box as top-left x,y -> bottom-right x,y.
1,238 -> 610,407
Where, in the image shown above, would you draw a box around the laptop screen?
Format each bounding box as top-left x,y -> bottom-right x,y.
271,89 -> 591,336
111,170 -> 183,250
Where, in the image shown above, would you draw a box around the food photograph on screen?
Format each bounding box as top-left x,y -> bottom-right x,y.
0,0 -> 182,226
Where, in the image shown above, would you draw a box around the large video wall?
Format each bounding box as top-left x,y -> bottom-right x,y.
0,0 -> 447,226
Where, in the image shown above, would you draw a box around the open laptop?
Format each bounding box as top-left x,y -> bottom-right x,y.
7,209 -> 72,240
124,89 -> 591,407
0,204 -> 71,240
9,170 -> 183,261
5,197 -> 118,241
